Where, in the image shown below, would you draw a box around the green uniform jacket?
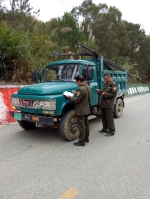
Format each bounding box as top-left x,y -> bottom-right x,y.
100,80 -> 117,109
69,83 -> 91,116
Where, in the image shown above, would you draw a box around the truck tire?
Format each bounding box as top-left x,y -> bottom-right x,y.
60,110 -> 79,141
18,120 -> 36,130
114,98 -> 123,118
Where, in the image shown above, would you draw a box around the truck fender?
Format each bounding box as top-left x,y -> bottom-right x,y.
61,103 -> 75,116
115,94 -> 125,107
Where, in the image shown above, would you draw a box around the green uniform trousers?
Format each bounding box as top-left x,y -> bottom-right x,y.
76,115 -> 89,144
101,108 -> 115,134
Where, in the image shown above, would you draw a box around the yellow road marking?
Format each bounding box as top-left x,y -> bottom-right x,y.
58,187 -> 79,199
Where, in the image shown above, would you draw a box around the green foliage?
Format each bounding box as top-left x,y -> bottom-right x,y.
71,0 -> 150,82
0,0 -> 150,83
71,1 -> 129,59
0,21 -> 31,82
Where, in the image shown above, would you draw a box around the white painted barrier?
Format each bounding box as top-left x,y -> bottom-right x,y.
127,85 -> 150,97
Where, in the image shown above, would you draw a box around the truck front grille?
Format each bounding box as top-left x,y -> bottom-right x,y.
19,99 -> 39,108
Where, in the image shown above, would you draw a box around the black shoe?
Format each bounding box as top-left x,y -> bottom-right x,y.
99,129 -> 108,133
105,132 -> 114,137
74,142 -> 85,146
85,139 -> 89,143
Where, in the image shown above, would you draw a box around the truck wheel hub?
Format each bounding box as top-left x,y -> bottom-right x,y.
70,118 -> 78,134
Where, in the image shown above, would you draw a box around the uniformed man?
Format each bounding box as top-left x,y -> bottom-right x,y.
66,75 -> 91,146
96,73 -> 117,136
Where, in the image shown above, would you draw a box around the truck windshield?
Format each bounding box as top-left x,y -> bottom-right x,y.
44,64 -> 81,82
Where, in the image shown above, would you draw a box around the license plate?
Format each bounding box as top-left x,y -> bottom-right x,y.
32,116 -> 39,122
14,113 -> 22,121
24,114 -> 31,120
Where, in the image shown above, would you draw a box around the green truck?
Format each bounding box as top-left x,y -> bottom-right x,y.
10,43 -> 128,141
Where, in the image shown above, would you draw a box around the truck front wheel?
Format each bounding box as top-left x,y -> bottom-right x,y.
60,110 -> 79,141
18,120 -> 36,130
114,98 -> 123,118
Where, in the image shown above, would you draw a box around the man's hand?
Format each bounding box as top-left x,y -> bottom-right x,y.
72,90 -> 77,94
98,92 -> 105,95
65,95 -> 71,98
96,89 -> 101,93
96,89 -> 104,95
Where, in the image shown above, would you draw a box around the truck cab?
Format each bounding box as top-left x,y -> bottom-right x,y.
10,43 -> 128,141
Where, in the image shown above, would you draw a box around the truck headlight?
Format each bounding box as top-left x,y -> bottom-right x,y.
38,100 -> 56,110
11,98 -> 20,106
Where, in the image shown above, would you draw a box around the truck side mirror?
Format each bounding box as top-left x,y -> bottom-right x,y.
32,69 -> 43,83
87,67 -> 94,81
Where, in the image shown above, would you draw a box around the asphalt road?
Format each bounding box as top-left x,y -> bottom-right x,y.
0,94 -> 150,199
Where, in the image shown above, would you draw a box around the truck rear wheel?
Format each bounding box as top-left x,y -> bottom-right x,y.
114,98 -> 123,118
18,120 -> 36,130
60,110 -> 79,141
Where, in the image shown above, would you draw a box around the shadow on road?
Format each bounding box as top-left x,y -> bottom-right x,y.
16,126 -> 62,144
14,116 -> 102,143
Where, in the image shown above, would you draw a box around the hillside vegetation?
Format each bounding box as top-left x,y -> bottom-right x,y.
0,0 -> 150,83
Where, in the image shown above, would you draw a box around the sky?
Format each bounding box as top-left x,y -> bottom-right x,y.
3,0 -> 150,35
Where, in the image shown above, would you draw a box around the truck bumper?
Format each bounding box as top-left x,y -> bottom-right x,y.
9,111 -> 54,125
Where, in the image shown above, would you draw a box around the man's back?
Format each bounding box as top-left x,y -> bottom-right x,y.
73,83 -> 91,116
66,75 -> 91,146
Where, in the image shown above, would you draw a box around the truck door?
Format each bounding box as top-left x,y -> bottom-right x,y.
83,65 -> 99,106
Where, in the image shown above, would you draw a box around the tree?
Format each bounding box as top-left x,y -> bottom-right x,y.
10,0 -> 39,15
124,21 -> 145,56
135,36 -> 150,81
47,13 -> 88,52
71,1 -> 130,60
0,0 -> 149,83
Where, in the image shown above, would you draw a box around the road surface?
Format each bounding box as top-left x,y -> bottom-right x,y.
0,94 -> 150,199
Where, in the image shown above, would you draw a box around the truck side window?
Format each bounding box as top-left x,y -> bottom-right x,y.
83,66 -> 88,80
88,66 -> 94,81
46,70 -> 57,80
83,65 -> 94,81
